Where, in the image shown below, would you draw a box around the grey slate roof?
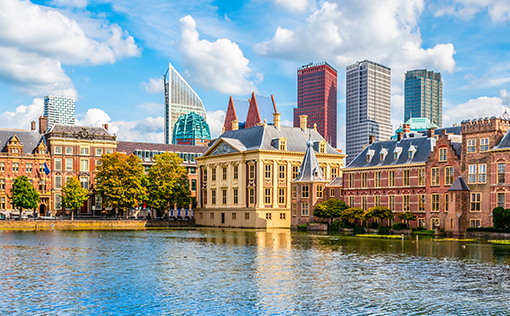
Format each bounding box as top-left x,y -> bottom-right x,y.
494,128 -> 510,149
293,139 -> 327,182
0,129 -> 45,154
207,125 -> 341,155
434,126 -> 461,136
345,135 -> 435,169
327,177 -> 343,187
48,124 -> 111,136
448,177 -> 470,191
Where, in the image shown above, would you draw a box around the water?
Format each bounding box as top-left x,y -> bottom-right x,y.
1,229 -> 510,315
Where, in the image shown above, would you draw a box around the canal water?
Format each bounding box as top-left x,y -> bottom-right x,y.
1,229 -> 510,315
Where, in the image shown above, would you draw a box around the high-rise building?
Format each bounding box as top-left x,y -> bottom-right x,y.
172,112 -> 211,146
294,62 -> 337,147
43,95 -> 75,131
345,60 -> 392,165
164,62 -> 207,144
404,69 -> 443,127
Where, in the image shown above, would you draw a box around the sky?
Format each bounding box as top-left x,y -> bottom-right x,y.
1,0 -> 510,151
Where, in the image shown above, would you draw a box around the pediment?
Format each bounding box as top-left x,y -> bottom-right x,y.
210,142 -> 239,156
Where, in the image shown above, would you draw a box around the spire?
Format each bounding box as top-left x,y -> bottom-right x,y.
245,92 -> 261,129
223,96 -> 238,132
294,135 -> 326,182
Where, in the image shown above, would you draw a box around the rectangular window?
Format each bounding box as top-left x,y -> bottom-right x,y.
349,173 -> 355,188
292,203 -> 296,216
403,195 -> 410,211
55,176 -> 62,189
388,195 -> 394,210
432,194 -> 439,212
362,196 -> 367,210
80,147 -> 89,155
292,166 -> 299,180
498,163 -> 505,184
266,213 -> 272,220
80,177 -> 89,189
222,167 -> 227,180
0,197 -> 5,209
249,165 -> 255,179
66,147 -> 73,155
403,169 -> 410,186
431,218 -> 440,229
470,193 -> 481,211
418,168 -> 425,186
469,165 -> 476,183
279,165 -> 286,180
222,189 -> 227,205
245,213 -> 249,220
212,168 -> 216,181
375,196 -> 381,207
265,164 -> 272,179
191,179 -> 197,191
232,213 -> 236,220
55,195 -> 61,210
445,193 -> 449,212
467,139 -> 476,153
319,143 -> 325,153
80,159 -> 89,172
321,167 -> 326,178
480,138 -> 489,152
279,140 -> 287,151
210,213 -> 214,220
0,162 -> 4,172
96,148 -> 103,156
26,163 -> 32,173
0,179 -> 5,190
375,171 -> 381,187
233,188 -> 238,204
12,162 -> 18,173
55,146 -> 62,154
292,185 -> 296,199
445,167 -> 454,185
278,188 -> 285,204
203,169 -> 208,183
470,219 -> 481,228
431,168 -> 440,186
249,188 -> 255,205
330,188 -> 335,197
478,164 -> 486,183
498,192 -> 505,208
264,188 -> 272,204
301,203 -> 309,216
280,213 -> 286,220
349,196 -> 355,208
189,167 -> 196,174
233,166 -> 238,180
66,159 -> 73,171
316,185 -> 323,198
439,148 -> 447,162
419,194 -> 425,212
211,190 -> 216,205
332,168 -> 338,179
106,149 -> 113,154
54,158 -> 62,170
302,185 -> 309,198
95,160 -> 102,171
361,172 -> 367,188
389,170 -> 395,187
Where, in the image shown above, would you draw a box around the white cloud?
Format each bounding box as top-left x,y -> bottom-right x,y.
179,15 -> 258,95
207,109 -> 226,139
274,0 -> 310,12
500,89 -> 510,106
142,77 -> 164,94
443,96 -> 507,126
0,98 -> 44,129
435,0 -> 510,22
76,108 -> 111,127
282,119 -> 293,127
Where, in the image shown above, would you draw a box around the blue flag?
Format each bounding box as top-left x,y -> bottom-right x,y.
43,162 -> 50,175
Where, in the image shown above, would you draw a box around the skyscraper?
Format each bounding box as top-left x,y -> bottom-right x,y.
404,69 -> 443,127
43,95 -> 75,131
294,62 -> 337,147
164,63 -> 207,144
345,60 -> 392,165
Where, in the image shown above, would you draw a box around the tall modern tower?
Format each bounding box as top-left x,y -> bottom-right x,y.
43,95 -> 75,131
294,62 -> 337,147
345,60 -> 392,165
404,69 -> 443,127
164,63 -> 207,144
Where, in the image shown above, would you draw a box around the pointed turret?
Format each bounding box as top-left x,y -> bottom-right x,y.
245,92 -> 262,129
294,136 -> 327,182
223,96 -> 238,132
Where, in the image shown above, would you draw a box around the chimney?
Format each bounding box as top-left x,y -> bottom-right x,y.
102,124 -> 109,131
369,135 -> 376,144
314,123 -> 317,131
428,127 -> 436,138
403,124 -> 410,133
232,120 -> 239,131
38,116 -> 47,134
397,131 -> 403,141
273,113 -> 281,130
31,121 -> 36,131
300,115 -> 307,132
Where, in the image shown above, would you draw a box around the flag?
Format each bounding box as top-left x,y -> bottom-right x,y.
43,162 -> 50,175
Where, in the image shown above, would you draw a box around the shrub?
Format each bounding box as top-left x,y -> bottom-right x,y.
392,223 -> 408,230
467,227 -> 510,233
297,224 -> 307,231
329,219 -> 341,231
341,221 -> 356,229
353,226 -> 365,234
378,226 -> 390,235
370,222 -> 379,229
412,226 -> 426,231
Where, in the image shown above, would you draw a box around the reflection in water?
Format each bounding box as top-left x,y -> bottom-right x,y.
1,229 -> 510,315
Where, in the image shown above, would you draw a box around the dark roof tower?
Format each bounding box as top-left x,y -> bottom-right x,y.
294,136 -> 327,182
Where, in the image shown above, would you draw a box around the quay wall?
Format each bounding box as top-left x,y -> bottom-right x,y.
0,219 -> 195,231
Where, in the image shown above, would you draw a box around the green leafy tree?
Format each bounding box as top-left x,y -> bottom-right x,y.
363,206 -> 394,227
147,152 -> 191,216
339,207 -> 365,223
10,176 -> 39,220
313,199 -> 349,224
61,177 -> 89,219
398,211 -> 417,226
95,152 -> 147,217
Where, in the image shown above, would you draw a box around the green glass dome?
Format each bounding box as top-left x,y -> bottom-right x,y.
172,112 -> 211,145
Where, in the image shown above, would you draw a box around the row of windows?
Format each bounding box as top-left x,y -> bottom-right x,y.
0,178 -> 47,192
0,162 -> 46,174
54,158 -> 96,172
199,212 -> 287,222
467,138 -> 489,153
54,146 -> 113,156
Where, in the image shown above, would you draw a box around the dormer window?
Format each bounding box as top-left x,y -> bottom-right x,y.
279,139 -> 287,151
408,151 -> 413,159
272,137 -> 287,151
319,143 -> 326,153
379,148 -> 388,161
408,145 -> 417,159
366,149 -> 375,162
394,147 -> 402,160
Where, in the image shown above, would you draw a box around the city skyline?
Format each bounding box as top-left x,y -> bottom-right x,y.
1,0 -> 510,153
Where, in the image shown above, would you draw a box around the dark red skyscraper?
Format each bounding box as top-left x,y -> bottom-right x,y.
294,62 -> 337,147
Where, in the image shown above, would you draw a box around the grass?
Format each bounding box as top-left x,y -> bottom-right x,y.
411,230 -> 436,235
434,238 -> 476,242
356,234 -> 403,239
488,240 -> 510,245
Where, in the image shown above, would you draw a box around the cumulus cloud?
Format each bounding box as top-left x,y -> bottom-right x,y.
207,109 -> 226,138
0,98 -> 44,129
256,1 -> 456,81
500,89 -> 510,105
443,96 -> 507,126
0,0 -> 140,97
435,0 -> 510,22
142,77 -> 164,94
274,0 -> 310,12
179,15 -> 258,95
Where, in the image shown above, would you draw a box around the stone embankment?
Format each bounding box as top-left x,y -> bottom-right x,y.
0,219 -> 195,231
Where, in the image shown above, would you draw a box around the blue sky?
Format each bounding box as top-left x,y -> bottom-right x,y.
1,0 -> 510,150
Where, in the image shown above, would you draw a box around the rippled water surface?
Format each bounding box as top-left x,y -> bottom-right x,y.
2,229 -> 510,315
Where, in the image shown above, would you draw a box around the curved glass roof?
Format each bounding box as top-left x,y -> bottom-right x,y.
172,112 -> 211,145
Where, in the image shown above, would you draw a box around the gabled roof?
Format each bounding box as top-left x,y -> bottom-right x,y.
327,177 -> 343,187
494,128 -> 510,150
448,177 -> 470,191
293,138 -> 327,182
245,92 -> 262,129
223,96 -> 238,132
0,129 -> 45,154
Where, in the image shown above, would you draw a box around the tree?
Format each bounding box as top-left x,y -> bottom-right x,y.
95,153 -> 147,217
398,211 -> 417,226
147,152 -> 191,216
313,199 -> 349,224
10,176 -> 39,220
363,206 -> 394,226
61,177 -> 89,220
339,207 -> 365,224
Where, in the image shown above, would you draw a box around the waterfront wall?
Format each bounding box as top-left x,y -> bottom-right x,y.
0,219 -> 195,231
